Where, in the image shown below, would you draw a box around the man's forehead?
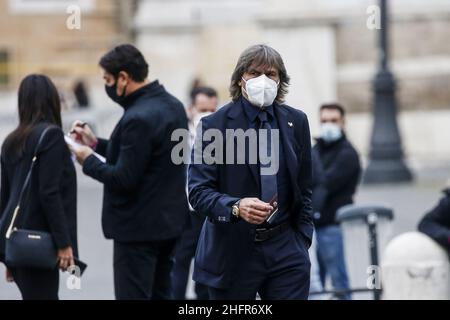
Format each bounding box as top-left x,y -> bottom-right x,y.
321,109 -> 342,118
196,93 -> 216,102
247,62 -> 278,73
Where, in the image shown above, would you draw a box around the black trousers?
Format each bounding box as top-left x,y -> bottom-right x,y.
113,239 -> 177,300
208,228 -> 311,300
171,212 -> 209,300
11,267 -> 59,300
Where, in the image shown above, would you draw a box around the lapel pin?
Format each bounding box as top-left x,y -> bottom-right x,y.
288,122 -> 293,127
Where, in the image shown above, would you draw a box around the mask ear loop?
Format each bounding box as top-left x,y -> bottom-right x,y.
116,73 -> 128,98
120,84 -> 128,98
241,77 -> 249,97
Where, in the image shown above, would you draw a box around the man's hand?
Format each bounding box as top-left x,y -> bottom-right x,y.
6,268 -> 14,283
58,246 -> 75,272
238,198 -> 273,225
68,144 -> 94,165
70,120 -> 98,148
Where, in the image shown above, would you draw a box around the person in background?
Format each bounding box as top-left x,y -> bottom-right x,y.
312,103 -> 361,300
69,44 -> 189,300
187,87 -> 219,135
0,74 -> 78,300
73,80 -> 90,109
418,187 -> 450,254
171,87 -> 219,300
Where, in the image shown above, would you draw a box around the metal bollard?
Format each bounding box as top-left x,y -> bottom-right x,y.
336,204 -> 394,300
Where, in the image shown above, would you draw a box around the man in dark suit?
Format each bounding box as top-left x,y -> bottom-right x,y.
70,44 -> 189,299
418,188 -> 450,254
188,44 -> 313,300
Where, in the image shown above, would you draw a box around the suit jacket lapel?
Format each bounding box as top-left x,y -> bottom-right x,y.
275,105 -> 300,193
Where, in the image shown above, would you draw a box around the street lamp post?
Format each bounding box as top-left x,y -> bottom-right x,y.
363,0 -> 413,184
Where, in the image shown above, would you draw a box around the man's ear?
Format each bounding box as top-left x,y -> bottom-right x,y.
117,71 -> 129,85
116,71 -> 129,96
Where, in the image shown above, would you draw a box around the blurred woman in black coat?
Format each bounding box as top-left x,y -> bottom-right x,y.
0,74 -> 78,300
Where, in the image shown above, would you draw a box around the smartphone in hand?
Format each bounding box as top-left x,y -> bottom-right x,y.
73,258 -> 88,276
266,194 -> 279,224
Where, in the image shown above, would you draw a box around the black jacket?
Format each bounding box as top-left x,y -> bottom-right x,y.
83,80 -> 189,242
0,123 -> 78,261
311,149 -> 328,215
312,135 -> 361,227
418,189 -> 450,254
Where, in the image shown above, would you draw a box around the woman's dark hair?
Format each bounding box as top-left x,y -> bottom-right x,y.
3,74 -> 62,157
230,44 -> 290,103
99,44 -> 149,82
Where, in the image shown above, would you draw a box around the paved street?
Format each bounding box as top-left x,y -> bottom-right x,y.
1,163 -> 446,300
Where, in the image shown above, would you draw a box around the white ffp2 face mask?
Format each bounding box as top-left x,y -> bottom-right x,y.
242,75 -> 279,108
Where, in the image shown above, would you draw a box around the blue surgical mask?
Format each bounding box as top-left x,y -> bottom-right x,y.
320,123 -> 343,143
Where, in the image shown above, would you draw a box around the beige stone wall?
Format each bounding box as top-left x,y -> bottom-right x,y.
336,17 -> 450,113
0,0 -> 129,92
196,24 -> 262,103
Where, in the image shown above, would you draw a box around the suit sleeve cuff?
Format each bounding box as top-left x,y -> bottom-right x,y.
82,154 -> 102,177
95,138 -> 108,157
215,195 -> 240,223
53,231 -> 71,250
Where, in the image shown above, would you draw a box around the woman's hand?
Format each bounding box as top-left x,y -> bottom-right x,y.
58,246 -> 75,271
6,268 -> 14,282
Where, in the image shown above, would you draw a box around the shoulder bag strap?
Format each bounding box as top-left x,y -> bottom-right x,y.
5,126 -> 53,239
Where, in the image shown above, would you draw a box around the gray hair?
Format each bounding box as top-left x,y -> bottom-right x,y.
229,44 -> 290,103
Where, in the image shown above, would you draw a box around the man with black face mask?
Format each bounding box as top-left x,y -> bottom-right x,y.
69,44 -> 189,300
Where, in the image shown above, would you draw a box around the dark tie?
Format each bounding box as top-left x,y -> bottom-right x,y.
258,111 -> 278,205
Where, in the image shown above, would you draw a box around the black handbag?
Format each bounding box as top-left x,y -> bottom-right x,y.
5,127 -> 59,270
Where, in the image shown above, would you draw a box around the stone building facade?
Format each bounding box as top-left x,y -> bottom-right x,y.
134,0 -> 450,163
0,0 -> 133,91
